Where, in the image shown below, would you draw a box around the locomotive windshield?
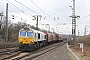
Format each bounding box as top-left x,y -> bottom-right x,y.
20,31 -> 26,37
27,31 -> 33,37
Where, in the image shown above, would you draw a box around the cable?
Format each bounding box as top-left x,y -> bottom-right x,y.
8,0 -> 67,30
37,0 -> 61,24
37,0 -> 53,16
37,0 -> 72,25
8,0 -> 55,25
14,0 -> 54,23
14,0 -> 61,25
29,0 -> 53,19
7,0 -> 32,19
14,0 -> 38,14
30,0 -> 62,25
9,8 -> 20,13
80,14 -> 90,20
9,6 -> 32,17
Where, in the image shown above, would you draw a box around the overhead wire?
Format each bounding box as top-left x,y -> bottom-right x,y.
8,5 -> 33,17
36,0 -> 62,21
7,0 -> 72,33
5,0 -> 37,23
36,0 -> 58,23
14,0 -> 38,14
14,0 -> 61,25
32,0 -> 61,25
37,0 -> 53,16
80,14 -> 90,20
7,0 -> 53,26
0,2 -> 27,19
8,0 -> 71,29
14,0 -> 56,25
7,0 -> 32,19
29,0 -> 53,19
37,0 -> 72,25
37,0 -> 58,22
8,7 -> 20,14
7,0 -> 38,26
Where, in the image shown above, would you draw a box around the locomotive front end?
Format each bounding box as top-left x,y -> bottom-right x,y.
18,29 -> 35,51
18,30 -> 34,44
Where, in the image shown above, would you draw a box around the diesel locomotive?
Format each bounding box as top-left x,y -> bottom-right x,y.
18,27 -> 66,51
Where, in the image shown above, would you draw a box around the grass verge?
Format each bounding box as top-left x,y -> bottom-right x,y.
67,49 -> 77,60
72,48 -> 90,60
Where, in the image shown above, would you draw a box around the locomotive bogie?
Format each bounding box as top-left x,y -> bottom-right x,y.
19,44 -> 35,51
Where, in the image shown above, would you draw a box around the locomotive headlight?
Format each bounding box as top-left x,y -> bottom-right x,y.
30,41 -> 32,43
30,40 -> 34,44
19,40 -> 23,43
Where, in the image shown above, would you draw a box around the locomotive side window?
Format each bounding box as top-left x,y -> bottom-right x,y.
45,35 -> 47,39
20,31 -> 26,37
38,33 -> 40,39
35,33 -> 36,37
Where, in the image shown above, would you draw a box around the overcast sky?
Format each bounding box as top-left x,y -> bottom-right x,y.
0,0 -> 90,36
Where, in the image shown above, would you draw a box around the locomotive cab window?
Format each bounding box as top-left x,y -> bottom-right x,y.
20,31 -> 26,37
27,31 -> 33,37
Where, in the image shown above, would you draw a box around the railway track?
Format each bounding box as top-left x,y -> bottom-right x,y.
11,41 -> 66,60
0,48 -> 19,55
0,48 -> 22,60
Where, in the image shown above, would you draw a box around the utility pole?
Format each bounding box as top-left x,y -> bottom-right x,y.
78,30 -> 80,38
84,26 -> 86,36
45,24 -> 50,32
69,0 -> 80,45
36,16 -> 38,29
0,12 -> 3,29
33,15 -> 42,30
6,3 -> 8,42
84,25 -> 90,36
72,0 -> 76,45
51,28 -> 54,33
